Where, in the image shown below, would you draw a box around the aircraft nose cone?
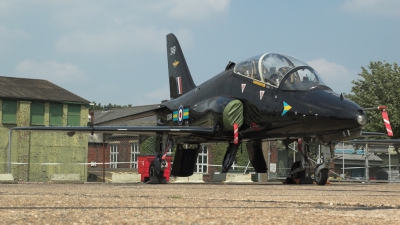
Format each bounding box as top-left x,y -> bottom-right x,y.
357,110 -> 367,126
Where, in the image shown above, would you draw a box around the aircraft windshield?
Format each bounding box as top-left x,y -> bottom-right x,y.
280,66 -> 326,91
234,53 -> 326,90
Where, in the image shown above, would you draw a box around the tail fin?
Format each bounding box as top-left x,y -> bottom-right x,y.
166,33 -> 196,99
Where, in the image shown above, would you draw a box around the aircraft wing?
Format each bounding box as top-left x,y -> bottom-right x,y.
11,126 -> 215,137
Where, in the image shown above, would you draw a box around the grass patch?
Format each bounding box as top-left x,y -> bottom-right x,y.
170,195 -> 182,199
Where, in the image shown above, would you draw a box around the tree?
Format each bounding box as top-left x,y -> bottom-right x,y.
346,61 -> 400,171
90,101 -> 133,110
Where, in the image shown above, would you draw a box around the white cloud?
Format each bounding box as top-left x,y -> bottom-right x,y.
40,0 -> 230,31
341,0 -> 400,17
56,27 -> 163,54
307,58 -> 357,94
14,59 -> 85,83
56,27 -> 193,54
167,0 -> 230,20
0,1 -> 227,55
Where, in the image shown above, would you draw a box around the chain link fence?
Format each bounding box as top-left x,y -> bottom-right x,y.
204,143 -> 253,182
87,134 -> 157,182
1,130 -> 87,182
268,141 -> 400,183
1,129 -> 399,183
334,143 -> 400,182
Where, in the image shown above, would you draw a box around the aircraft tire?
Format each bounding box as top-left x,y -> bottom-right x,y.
315,167 -> 328,185
149,162 -> 159,178
148,161 -> 167,184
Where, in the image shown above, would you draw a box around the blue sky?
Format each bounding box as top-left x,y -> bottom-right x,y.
1,0 -> 399,106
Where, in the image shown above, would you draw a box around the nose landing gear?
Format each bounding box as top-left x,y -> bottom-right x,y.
314,144 -> 333,185
314,165 -> 329,185
286,139 -> 332,185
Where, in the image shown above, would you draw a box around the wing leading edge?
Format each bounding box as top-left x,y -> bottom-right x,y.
11,126 -> 215,137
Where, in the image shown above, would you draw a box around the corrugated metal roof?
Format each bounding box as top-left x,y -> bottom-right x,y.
113,116 -> 157,126
334,153 -> 383,162
0,76 -> 89,104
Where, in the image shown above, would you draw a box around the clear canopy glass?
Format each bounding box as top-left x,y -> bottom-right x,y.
233,53 -> 327,90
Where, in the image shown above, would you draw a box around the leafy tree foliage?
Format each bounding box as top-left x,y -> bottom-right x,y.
209,143 -> 250,172
346,61 -> 400,138
346,61 -> 400,170
91,101 -> 133,110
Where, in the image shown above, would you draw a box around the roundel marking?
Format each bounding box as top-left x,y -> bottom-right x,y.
178,105 -> 183,125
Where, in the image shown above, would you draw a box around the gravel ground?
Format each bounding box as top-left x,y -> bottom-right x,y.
1,182 -> 400,224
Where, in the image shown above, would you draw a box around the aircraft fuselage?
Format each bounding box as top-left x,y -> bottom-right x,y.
158,68 -> 365,143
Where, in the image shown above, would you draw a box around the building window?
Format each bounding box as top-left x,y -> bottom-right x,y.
50,104 -> 63,126
130,142 -> 140,169
2,100 -> 17,124
196,145 -> 208,173
67,105 -> 81,126
30,102 -> 45,125
110,144 -> 118,168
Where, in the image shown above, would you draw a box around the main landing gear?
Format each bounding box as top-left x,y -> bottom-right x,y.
148,133 -> 171,184
149,132 -> 202,184
148,152 -> 168,184
221,143 -> 239,173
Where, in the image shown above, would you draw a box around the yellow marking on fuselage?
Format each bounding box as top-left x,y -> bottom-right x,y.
253,80 -> 266,88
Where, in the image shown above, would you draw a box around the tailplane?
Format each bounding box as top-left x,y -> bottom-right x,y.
166,33 -> 196,99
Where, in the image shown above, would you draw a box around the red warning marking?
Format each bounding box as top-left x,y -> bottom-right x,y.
176,76 -> 182,94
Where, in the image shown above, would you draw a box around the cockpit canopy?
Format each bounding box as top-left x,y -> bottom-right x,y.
233,53 -> 328,91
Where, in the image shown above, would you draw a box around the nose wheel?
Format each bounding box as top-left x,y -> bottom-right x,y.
314,165 -> 329,185
313,144 -> 333,185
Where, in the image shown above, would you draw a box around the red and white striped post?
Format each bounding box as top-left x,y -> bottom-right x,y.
378,106 -> 393,137
233,123 -> 239,144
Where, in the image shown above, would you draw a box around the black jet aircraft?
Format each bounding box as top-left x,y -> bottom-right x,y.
14,33 -> 391,185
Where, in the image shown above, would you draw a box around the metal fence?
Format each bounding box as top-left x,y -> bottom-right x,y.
266,141 -> 400,183
334,142 -> 400,182
1,129 -> 399,183
1,130 -> 88,182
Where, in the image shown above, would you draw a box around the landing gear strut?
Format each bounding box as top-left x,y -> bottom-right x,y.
148,133 -> 171,184
286,139 -> 332,185
314,144 -> 333,185
148,152 -> 168,184
289,139 -> 310,178
286,139 -> 313,184
221,143 -> 239,173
